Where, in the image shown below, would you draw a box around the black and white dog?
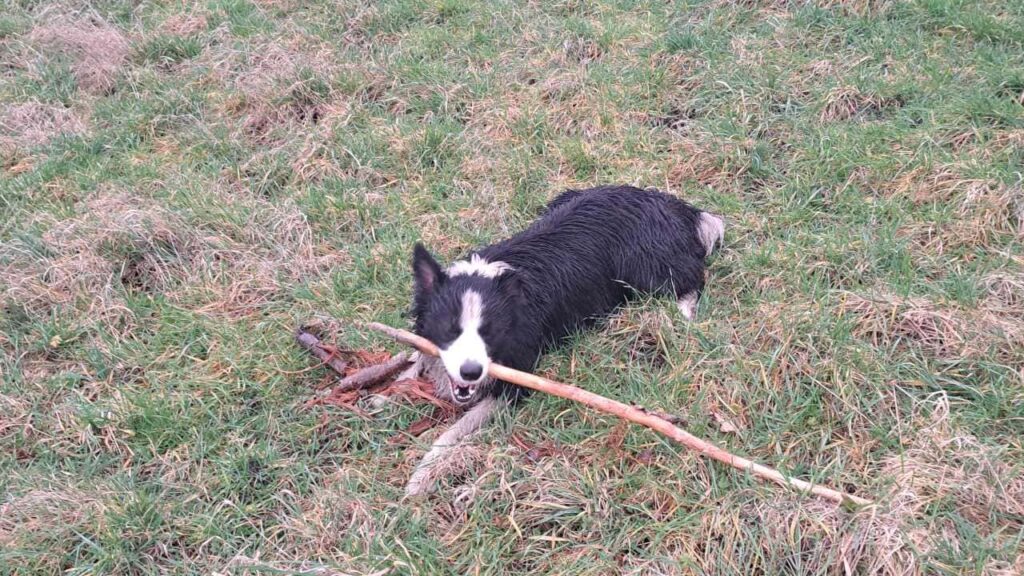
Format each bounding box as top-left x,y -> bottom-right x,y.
400,185 -> 724,495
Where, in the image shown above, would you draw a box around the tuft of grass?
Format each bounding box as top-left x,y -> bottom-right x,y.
135,35 -> 204,67
1,0 -> 1022,574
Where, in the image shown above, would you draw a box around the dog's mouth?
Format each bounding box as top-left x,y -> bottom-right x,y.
452,383 -> 477,405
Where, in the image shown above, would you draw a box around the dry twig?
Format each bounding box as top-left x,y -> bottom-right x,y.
294,326 -> 350,376
294,327 -> 412,395
332,351 -> 411,394
364,322 -> 872,507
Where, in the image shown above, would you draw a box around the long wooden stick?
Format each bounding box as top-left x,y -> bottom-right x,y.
364,322 -> 872,507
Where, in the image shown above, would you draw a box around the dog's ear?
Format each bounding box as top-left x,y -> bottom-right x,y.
412,242 -> 444,297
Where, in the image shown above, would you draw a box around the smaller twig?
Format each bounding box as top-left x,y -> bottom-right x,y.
295,327 -> 413,396
633,405 -> 687,426
330,351 -> 411,394
295,327 -> 349,376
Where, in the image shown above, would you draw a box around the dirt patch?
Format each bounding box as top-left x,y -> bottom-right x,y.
29,14 -> 129,95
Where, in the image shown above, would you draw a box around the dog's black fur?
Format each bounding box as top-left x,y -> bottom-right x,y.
411,185 -> 723,406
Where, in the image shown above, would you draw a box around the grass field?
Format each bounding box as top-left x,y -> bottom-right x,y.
1,0 -> 1023,573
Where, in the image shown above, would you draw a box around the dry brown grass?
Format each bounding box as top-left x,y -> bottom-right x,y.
0,189 -> 348,330
661,393 -> 1024,576
275,470 -> 380,566
159,10 -> 208,37
820,86 -> 902,122
886,166 -> 987,205
204,39 -> 341,145
899,180 -> 1024,256
983,272 -> 1024,311
182,190 -> 350,318
1,191 -> 197,332
877,394 -> 1024,572
838,292 -> 1020,360
665,137 -> 760,192
0,101 -> 87,155
0,486 -> 106,564
28,12 -> 129,95
816,0 -> 897,17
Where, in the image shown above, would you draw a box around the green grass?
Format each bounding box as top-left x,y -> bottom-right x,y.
2,0 -> 1023,574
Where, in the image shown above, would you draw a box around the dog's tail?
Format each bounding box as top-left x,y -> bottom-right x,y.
697,211 -> 725,256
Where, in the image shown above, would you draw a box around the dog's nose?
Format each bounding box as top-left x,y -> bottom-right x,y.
459,361 -> 483,382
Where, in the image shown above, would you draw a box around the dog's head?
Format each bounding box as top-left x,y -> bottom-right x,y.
410,243 -> 522,406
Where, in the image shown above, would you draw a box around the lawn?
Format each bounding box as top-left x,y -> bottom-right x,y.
1,0 -> 1022,574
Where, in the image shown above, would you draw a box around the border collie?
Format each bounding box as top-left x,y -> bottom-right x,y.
400,185 -> 724,495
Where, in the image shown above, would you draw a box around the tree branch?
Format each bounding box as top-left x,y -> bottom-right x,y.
363,322 -> 872,507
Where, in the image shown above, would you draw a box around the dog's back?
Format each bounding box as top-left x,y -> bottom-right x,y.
477,185 -> 723,351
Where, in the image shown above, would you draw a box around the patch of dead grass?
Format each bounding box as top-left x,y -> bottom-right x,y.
28,13 -> 129,95
159,10 -> 209,37
665,136 -> 762,192
1,191 -> 197,331
817,0 -> 897,16
820,86 -> 902,122
677,393 -> 1021,575
899,180 -> 1024,255
0,101 -> 86,156
0,189 -> 349,330
841,292 -> 972,358
275,470 -> 379,562
839,292 -> 1021,361
0,487 -> 106,562
982,272 -> 1024,311
184,192 -> 351,318
204,39 -> 345,147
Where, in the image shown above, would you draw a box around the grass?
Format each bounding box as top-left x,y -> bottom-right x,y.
1,0 -> 1023,574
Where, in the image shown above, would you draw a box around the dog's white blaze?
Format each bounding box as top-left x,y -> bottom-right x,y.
447,254 -> 513,278
439,290 -> 491,383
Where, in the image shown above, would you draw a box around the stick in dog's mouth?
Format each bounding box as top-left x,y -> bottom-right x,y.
363,321 -> 873,507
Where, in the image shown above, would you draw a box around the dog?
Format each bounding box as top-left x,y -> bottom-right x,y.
399,185 -> 724,495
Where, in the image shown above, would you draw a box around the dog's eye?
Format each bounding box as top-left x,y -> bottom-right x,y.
478,322 -> 492,338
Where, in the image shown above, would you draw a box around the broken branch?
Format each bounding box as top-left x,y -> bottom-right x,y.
332,351 -> 411,394
295,326 -> 350,376
364,322 -> 872,507
295,327 -> 412,395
